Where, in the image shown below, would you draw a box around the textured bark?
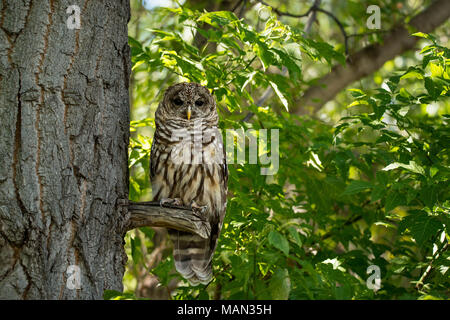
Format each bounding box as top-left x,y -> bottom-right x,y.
293,0 -> 450,113
127,202 -> 211,239
0,0 -> 130,299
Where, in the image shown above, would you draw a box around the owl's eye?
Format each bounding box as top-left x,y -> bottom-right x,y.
195,100 -> 204,107
173,98 -> 183,106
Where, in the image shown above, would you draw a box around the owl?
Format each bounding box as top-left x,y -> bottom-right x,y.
150,82 -> 228,285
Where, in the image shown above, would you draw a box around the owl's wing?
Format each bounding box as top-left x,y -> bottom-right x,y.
218,128 -> 228,188
149,140 -> 157,180
209,127 -> 228,244
149,126 -> 162,180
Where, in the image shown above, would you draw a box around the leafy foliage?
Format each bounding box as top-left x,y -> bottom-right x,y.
124,1 -> 449,300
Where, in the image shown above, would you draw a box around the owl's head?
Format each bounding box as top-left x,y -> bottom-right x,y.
157,82 -> 217,124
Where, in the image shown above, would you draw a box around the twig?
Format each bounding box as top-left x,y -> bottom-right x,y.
314,7 -> 348,55
257,0 -> 313,18
125,201 -> 211,239
213,282 -> 222,300
320,199 -> 372,241
254,0 -> 349,54
238,0 -> 248,19
321,215 -> 363,241
232,0 -> 245,13
303,0 -> 320,34
415,240 -> 448,290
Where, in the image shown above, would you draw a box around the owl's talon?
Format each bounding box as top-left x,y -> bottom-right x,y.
189,200 -> 208,216
160,198 -> 183,207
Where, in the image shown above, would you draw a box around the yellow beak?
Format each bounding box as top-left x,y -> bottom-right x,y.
187,106 -> 191,120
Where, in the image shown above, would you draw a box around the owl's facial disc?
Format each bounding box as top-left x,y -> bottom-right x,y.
171,96 -> 191,120
164,83 -> 215,122
173,97 -> 183,106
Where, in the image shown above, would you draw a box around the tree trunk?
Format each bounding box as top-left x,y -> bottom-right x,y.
0,0 -> 130,299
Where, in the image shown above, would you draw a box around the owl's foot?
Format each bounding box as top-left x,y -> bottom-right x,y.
189,200 -> 208,217
159,197 -> 183,207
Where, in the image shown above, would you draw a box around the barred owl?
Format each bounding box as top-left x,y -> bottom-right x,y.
150,82 -> 228,285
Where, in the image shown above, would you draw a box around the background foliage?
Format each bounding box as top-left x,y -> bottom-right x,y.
117,0 -> 449,300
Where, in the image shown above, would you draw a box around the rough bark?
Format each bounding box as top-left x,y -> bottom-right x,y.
293,0 -> 450,113
127,202 -> 211,239
0,0 -> 130,299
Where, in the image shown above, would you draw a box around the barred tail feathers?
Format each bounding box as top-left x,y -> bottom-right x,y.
172,231 -> 214,285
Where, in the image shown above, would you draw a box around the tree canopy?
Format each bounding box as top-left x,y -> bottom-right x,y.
116,0 -> 450,300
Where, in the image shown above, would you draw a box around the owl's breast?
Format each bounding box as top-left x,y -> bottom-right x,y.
151,130 -> 226,217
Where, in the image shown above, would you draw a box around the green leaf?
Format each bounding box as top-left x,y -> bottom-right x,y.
399,88 -> 412,100
420,184 -> 438,208
287,226 -> 303,247
348,88 -> 366,98
347,100 -> 369,108
429,62 -> 444,77
269,81 -> 289,111
424,77 -> 438,99
139,227 -> 155,240
382,161 -> 426,176
103,290 -> 137,300
269,268 -> 291,300
341,180 -> 373,195
430,167 -> 439,178
255,42 -> 274,70
271,47 -> 302,81
241,71 -> 257,92
268,230 -> 289,256
150,256 -> 176,286
198,291 -> 210,300
376,171 -> 389,185
400,212 -> 443,246
197,11 -> 238,27
130,236 -> 142,264
412,32 -> 429,39
412,32 -> 437,43
400,67 -> 424,80
371,185 -> 386,202
385,191 -> 405,212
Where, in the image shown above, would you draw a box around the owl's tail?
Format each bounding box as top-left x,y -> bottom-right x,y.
171,231 -> 215,286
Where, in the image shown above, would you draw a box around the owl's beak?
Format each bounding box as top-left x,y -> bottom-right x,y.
186,106 -> 191,120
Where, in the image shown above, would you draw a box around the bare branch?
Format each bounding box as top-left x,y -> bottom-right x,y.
125,201 -> 211,239
314,7 -> 348,55
303,0 -> 320,34
415,240 -> 448,291
255,0 -> 349,54
232,0 -> 245,13
238,0 -> 248,18
256,0 -> 313,18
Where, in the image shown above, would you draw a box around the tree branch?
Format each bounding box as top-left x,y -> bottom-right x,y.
415,240 -> 448,291
256,0 -> 348,54
294,0 -> 450,114
125,201 -> 211,239
314,7 -> 348,55
256,0 -> 313,18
